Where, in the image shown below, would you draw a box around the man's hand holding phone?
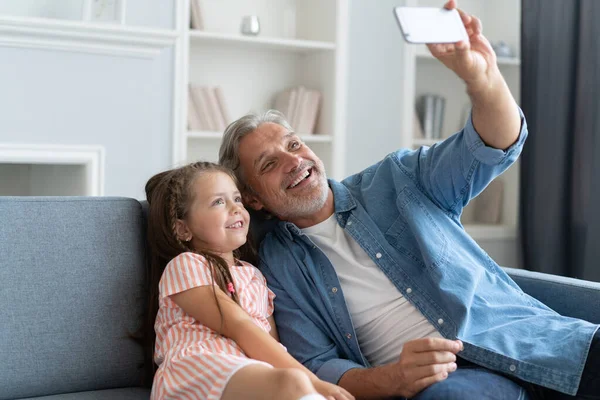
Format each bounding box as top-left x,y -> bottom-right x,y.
395,0 -> 499,89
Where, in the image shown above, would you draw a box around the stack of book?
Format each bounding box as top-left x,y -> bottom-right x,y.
188,85 -> 231,132
190,0 -> 204,30
273,86 -> 322,135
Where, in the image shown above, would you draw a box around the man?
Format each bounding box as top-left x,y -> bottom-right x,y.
219,1 -> 599,398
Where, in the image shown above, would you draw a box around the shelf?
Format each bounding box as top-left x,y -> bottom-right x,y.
464,224 -> 517,240
415,50 -> 520,66
0,15 -> 178,59
187,131 -> 333,143
188,31 -> 336,53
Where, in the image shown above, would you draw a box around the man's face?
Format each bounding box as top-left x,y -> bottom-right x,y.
238,122 -> 329,220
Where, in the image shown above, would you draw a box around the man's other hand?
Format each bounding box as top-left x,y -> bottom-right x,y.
384,337 -> 462,398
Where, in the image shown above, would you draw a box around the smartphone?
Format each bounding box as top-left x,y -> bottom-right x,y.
394,7 -> 468,44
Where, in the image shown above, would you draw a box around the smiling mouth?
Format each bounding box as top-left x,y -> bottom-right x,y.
287,168 -> 312,189
226,221 -> 244,229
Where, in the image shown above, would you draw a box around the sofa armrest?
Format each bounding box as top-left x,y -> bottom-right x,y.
504,267 -> 600,324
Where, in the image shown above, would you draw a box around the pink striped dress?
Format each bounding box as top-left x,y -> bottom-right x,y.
151,252 -> 276,400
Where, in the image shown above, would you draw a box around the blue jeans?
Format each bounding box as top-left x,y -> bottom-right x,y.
410,360 -> 530,400
411,330 -> 600,400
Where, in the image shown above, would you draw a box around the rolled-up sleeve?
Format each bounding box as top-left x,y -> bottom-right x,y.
317,358 -> 365,384
463,107 -> 528,166
392,106 -> 528,215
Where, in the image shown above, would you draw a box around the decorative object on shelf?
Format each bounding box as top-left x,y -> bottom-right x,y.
491,41 -> 513,58
188,85 -> 230,131
473,179 -> 504,224
240,15 -> 260,36
274,86 -> 322,135
417,94 -> 445,139
82,0 -> 126,25
190,0 -> 205,30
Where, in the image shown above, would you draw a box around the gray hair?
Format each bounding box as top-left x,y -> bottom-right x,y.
218,109 -> 292,193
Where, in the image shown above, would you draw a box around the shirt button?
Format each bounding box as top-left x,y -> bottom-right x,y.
332,287 -> 338,293
346,333 -> 352,339
406,288 -> 412,294
509,365 -> 517,372
376,253 -> 382,259
347,221 -> 352,226
438,318 -> 444,325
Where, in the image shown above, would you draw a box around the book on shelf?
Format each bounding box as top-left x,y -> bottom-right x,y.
214,86 -> 231,127
199,87 -> 218,130
413,108 -> 424,138
188,85 -> 230,132
187,87 -> 203,131
273,86 -> 322,135
190,0 -> 204,30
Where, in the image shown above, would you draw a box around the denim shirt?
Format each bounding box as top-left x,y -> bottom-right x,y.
257,110 -> 599,396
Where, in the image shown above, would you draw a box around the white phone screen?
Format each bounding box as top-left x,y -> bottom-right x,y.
394,7 -> 468,44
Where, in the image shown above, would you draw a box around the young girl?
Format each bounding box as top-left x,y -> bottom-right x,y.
144,161 -> 354,400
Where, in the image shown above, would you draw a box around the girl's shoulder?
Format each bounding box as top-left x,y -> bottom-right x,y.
167,252 -> 208,269
159,252 -> 213,298
161,252 -> 211,283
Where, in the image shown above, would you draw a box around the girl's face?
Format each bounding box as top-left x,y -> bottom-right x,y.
177,171 -> 250,264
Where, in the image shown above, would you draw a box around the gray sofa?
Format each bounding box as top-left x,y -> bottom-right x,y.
1,196 -> 600,400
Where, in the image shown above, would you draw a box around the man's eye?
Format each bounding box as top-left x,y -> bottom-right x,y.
290,141 -> 300,149
262,161 -> 274,172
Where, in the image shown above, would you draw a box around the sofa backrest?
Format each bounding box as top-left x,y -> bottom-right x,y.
0,197 -> 147,400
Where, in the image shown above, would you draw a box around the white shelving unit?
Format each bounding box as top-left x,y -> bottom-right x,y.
402,0 -> 521,242
173,0 -> 348,180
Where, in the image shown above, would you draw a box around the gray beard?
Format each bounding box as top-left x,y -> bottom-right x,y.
272,175 -> 329,220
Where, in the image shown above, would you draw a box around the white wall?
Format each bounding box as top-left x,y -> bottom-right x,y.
0,1 -> 177,199
344,0 -> 407,175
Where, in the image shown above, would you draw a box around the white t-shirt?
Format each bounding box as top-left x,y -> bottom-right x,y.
302,214 -> 441,366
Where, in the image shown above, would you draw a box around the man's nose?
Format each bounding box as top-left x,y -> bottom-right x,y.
282,152 -> 302,173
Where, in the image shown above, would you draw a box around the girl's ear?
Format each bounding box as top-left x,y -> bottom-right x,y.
242,193 -> 265,211
175,219 -> 192,242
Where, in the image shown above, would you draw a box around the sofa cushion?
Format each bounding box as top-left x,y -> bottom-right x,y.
19,388 -> 150,400
0,197 -> 147,400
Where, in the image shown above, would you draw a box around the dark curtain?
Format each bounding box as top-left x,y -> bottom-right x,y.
520,0 -> 600,281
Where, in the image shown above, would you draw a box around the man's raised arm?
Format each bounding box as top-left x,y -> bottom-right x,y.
430,0 -> 521,150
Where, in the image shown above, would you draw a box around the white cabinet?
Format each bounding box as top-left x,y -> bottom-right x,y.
401,0 -> 522,242
174,0 -> 348,180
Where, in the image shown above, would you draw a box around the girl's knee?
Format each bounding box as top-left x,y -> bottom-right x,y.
271,368 -> 314,393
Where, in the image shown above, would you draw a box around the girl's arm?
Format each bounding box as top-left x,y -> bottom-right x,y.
171,285 -> 316,378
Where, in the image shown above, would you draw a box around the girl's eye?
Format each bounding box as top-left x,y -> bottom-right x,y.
235,196 -> 243,203
212,198 -> 224,206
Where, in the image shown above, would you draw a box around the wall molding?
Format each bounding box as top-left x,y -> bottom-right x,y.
0,143 -> 105,196
0,16 -> 178,59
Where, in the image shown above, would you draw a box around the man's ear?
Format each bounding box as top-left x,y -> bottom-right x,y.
174,219 -> 192,242
243,192 -> 265,211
